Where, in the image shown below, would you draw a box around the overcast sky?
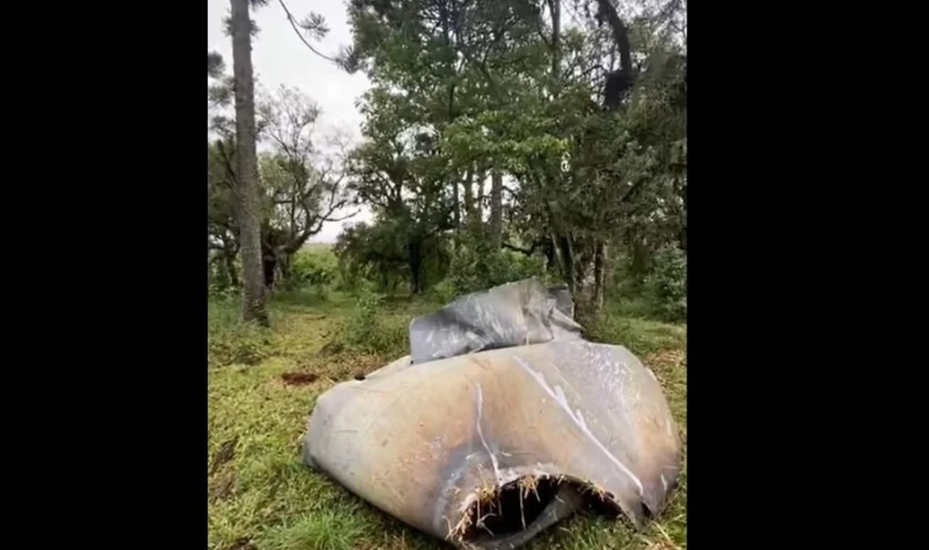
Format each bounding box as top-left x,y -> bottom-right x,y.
207,0 -> 372,243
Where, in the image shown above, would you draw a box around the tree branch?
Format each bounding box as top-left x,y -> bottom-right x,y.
366,249 -> 407,265
596,0 -> 632,75
502,241 -> 539,256
282,176 -> 354,255
276,0 -> 338,62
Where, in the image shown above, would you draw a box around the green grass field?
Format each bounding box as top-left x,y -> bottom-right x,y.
208,290 -> 687,550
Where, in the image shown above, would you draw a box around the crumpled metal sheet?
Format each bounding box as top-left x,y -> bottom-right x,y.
408,279 -> 583,365
303,279 -> 682,549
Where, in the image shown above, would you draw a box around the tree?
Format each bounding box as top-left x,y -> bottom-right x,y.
256,87 -> 354,287
208,52 -> 239,290
339,0 -> 550,292
334,0 -> 687,314
208,141 -> 241,288
274,0 -> 359,70
210,46 -> 349,296
208,51 -> 236,289
344,86 -> 455,294
229,0 -> 270,325
208,50 -> 225,79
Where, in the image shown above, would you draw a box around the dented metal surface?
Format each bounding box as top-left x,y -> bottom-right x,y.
303,279 -> 682,549
408,279 -> 583,365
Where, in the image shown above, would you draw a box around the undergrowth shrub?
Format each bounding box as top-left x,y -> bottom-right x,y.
208,296 -> 278,368
341,289 -> 381,346
448,240 -> 547,295
426,279 -> 458,305
331,288 -> 408,357
604,244 -> 686,323
282,248 -> 339,292
644,244 -> 687,322
208,255 -> 241,294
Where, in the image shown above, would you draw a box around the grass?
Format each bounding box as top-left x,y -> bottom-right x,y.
208,289 -> 687,550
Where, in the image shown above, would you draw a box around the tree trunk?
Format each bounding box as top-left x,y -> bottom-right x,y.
544,234 -> 557,272
596,0 -> 634,110
223,251 -> 239,288
549,0 -> 561,95
489,170 -> 503,249
452,177 -> 460,228
463,168 -> 475,228
592,241 -> 607,313
219,233 -> 239,288
476,170 -> 486,223
207,151 -> 212,291
631,238 -> 650,282
451,175 -> 460,252
557,234 -> 575,292
408,239 -> 423,294
574,244 -> 593,301
230,0 -> 269,325
263,255 -> 276,290
278,252 -> 292,285
570,240 -> 601,317
261,240 -> 277,290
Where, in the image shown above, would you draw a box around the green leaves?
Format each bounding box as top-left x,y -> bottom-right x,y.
208,51 -> 225,78
298,12 -> 330,40
334,0 -> 686,304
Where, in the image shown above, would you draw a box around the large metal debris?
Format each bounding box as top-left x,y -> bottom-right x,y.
303,278 -> 682,549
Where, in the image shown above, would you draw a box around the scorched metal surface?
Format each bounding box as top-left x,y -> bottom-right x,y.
302,279 -> 681,549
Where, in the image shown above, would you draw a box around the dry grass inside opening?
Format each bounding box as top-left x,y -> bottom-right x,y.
455,475 -> 622,545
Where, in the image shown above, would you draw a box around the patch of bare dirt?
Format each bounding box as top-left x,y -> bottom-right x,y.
280,371 -> 319,386
209,436 -> 238,475
312,352 -> 384,381
209,471 -> 237,502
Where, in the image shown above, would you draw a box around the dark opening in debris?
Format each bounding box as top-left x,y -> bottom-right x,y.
457,475 -> 622,544
280,372 -> 319,386
480,477 -> 558,538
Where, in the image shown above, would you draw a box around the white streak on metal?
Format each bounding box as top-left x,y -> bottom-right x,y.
475,384 -> 502,482
575,409 -> 587,431
514,356 -> 645,496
